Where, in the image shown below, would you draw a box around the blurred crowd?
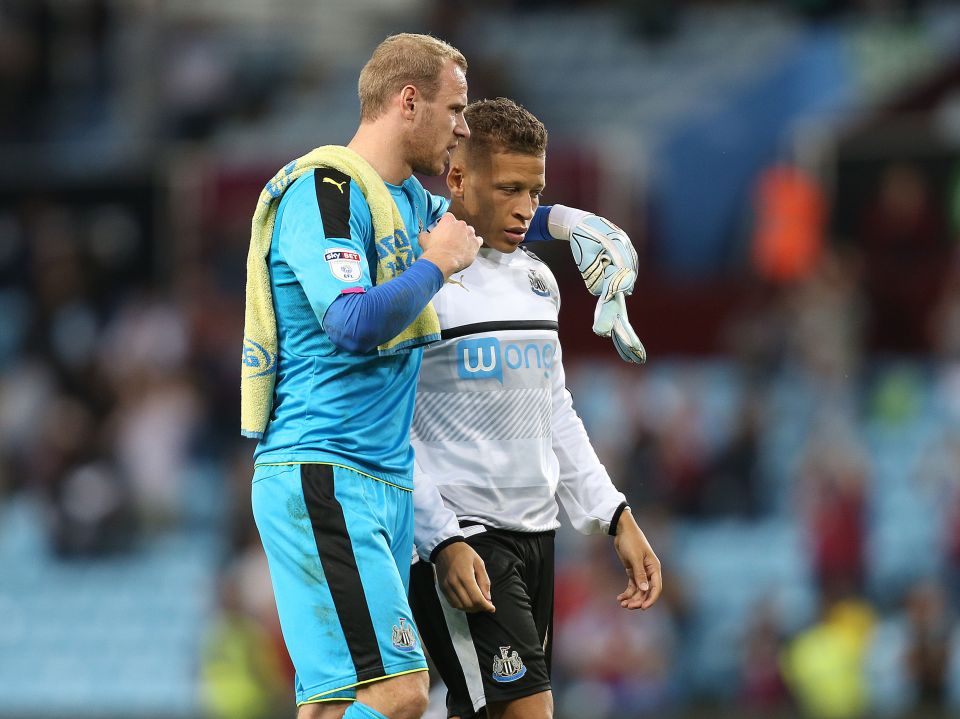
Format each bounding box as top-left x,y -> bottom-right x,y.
3,1 -> 960,718
543,155 -> 960,718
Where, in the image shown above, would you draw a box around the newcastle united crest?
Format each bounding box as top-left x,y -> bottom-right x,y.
492,645 -> 527,682
392,618 -> 417,652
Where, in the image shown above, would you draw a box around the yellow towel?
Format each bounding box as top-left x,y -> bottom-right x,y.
241,145 -> 441,438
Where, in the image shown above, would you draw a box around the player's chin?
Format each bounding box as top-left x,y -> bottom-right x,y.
414,154 -> 448,177
436,148 -> 456,172
502,231 -> 525,248
488,238 -> 521,254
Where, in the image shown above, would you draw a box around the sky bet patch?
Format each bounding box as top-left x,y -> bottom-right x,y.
324,248 -> 362,282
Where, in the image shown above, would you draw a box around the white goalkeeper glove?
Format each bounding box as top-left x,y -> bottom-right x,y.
548,206 -> 647,364
593,290 -> 647,363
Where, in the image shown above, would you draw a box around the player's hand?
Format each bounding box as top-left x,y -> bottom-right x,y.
434,541 -> 495,613
569,215 -> 646,363
420,212 -> 482,279
593,292 -> 646,364
569,214 -> 638,296
612,510 -> 662,610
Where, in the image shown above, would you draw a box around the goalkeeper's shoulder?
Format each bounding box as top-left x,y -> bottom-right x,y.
519,244 -> 546,266
519,246 -> 561,295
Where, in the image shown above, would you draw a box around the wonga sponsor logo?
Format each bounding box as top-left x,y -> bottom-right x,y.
456,337 -> 555,383
457,337 -> 502,382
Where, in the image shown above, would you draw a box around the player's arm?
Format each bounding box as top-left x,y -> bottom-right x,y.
412,459 -> 494,613
323,261 -> 442,352
549,342 -> 662,610
423,188 -> 644,361
282,182 -> 442,353
324,213 -> 480,352
424,187 -> 636,288
545,205 -> 646,363
280,172 -> 478,353
527,200 -> 648,363
549,340 -> 629,536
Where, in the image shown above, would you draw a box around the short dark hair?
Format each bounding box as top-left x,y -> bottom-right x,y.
463,98 -> 547,157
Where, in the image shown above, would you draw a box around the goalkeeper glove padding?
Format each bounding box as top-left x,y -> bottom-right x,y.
567,214 -> 639,298
593,291 -> 647,364
548,207 -> 646,363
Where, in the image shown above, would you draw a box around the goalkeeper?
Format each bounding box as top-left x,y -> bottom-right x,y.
409,98 -> 661,719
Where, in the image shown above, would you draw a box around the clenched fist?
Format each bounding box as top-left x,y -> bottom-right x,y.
420,212 -> 482,279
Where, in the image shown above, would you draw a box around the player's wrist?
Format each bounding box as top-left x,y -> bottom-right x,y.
547,204 -> 592,241
609,502 -> 635,537
420,248 -> 459,280
430,535 -> 466,564
413,257 -> 445,288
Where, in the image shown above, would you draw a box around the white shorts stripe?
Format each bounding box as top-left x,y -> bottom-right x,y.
435,574 -> 487,712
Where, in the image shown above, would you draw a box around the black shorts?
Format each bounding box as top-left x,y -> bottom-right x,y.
409,525 -> 555,719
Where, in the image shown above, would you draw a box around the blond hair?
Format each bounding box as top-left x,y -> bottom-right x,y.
464,98 -> 547,157
358,33 -> 467,122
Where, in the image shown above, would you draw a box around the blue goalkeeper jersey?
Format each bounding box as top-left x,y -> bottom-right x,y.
254,169 -> 447,488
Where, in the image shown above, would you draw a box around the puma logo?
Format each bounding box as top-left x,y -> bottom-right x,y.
322,176 -> 347,193
446,275 -> 468,291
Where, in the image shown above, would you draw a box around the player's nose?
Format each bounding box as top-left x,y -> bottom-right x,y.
515,199 -> 535,221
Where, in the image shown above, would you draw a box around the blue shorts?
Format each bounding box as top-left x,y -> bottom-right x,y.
251,462 -> 427,705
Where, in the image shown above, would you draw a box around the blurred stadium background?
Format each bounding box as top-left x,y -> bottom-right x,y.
3,0 -> 960,717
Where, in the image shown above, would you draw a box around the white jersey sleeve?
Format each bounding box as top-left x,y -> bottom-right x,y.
413,455 -> 463,562
550,343 -> 627,535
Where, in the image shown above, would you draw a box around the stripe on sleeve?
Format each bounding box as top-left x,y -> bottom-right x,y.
314,168 -> 352,239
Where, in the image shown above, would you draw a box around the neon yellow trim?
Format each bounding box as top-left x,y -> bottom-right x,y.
297,667 -> 430,705
299,697 -> 354,704
254,461 -> 412,492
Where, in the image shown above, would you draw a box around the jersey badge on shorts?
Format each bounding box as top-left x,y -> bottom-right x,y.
492,646 -> 527,682
325,248 -> 362,282
528,269 -> 551,297
391,618 -> 417,652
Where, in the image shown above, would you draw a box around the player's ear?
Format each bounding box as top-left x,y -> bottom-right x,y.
447,160 -> 466,198
400,85 -> 417,120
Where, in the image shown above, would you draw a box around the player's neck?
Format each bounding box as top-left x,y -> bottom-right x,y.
447,198 -> 470,225
348,123 -> 411,186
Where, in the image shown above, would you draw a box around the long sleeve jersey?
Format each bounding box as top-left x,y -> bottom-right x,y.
411,246 -> 627,561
